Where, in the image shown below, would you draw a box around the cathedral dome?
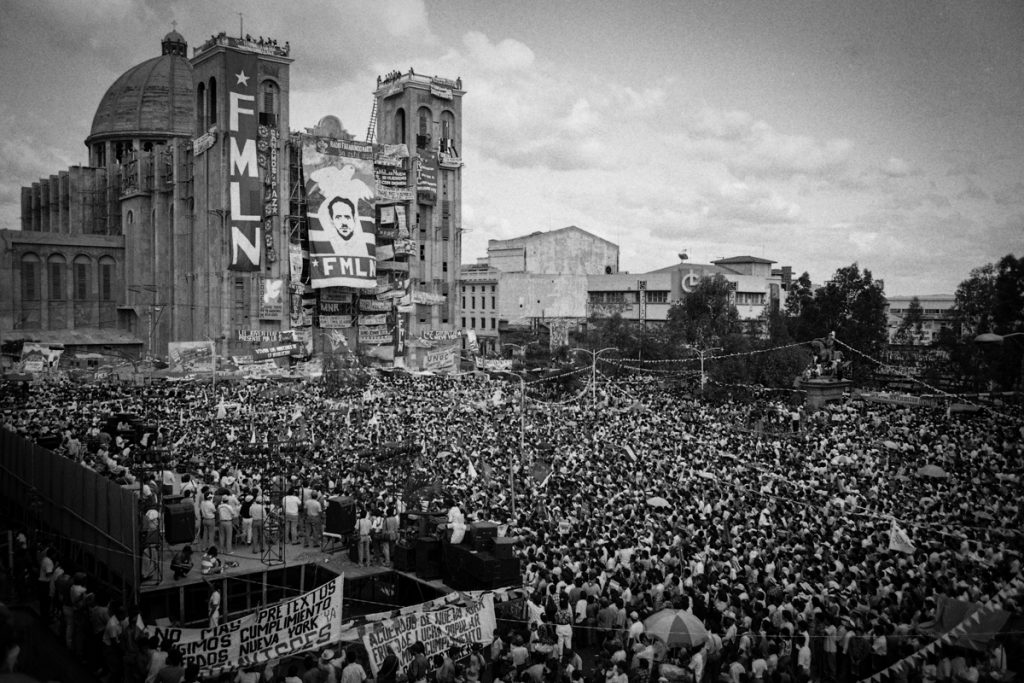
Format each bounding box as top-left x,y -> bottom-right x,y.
86,35 -> 194,145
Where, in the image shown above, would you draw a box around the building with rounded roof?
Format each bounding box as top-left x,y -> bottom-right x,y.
86,31 -> 194,167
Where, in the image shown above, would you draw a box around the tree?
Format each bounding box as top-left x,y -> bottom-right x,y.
953,263 -> 997,336
666,274 -> 740,346
791,263 -> 888,372
894,296 -> 924,345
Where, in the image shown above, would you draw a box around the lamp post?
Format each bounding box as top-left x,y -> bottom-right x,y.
496,371 -> 526,520
570,347 -> 619,403
682,344 -> 723,394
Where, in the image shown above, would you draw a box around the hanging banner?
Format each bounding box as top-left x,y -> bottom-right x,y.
362,594 -> 496,675
168,341 -> 215,372
253,343 -> 302,361
424,346 -> 457,373
318,315 -> 354,329
303,137 -> 377,289
412,291 -> 446,306
225,48 -> 262,272
289,243 -> 304,284
259,278 -> 284,319
17,342 -> 63,374
152,576 -> 344,676
358,314 -> 388,327
476,358 -> 513,372
360,298 -> 392,312
416,152 -> 437,204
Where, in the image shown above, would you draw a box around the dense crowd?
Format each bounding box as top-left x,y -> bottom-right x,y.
1,368 -> 1021,683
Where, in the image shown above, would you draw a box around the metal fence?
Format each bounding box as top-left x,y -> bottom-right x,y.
0,431 -> 139,596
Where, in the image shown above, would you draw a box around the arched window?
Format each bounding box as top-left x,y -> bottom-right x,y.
47,254 -> 67,301
126,210 -> 134,226
196,82 -> 207,132
417,107 -> 432,149
99,256 -> 116,302
260,80 -> 280,126
440,110 -> 455,140
208,77 -> 217,124
73,255 -> 91,300
20,253 -> 40,301
393,108 -> 406,145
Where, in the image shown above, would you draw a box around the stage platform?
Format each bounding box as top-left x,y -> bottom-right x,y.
138,537 -> 450,627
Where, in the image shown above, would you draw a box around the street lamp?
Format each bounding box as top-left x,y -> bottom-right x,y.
681,344 -> 722,394
569,347 -> 619,403
495,371 -> 526,520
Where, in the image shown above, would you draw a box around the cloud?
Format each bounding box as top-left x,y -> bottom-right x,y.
683,107 -> 854,179
882,157 -> 915,177
957,177 -> 989,201
703,182 -> 801,225
462,31 -> 534,71
993,181 -> 1024,206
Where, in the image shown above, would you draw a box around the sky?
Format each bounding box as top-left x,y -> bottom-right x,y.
1,0 -> 1022,296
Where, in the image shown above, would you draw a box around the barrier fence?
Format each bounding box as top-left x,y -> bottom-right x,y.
0,431 -> 140,597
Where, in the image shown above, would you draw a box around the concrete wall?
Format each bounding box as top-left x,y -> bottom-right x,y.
498,273 -> 590,321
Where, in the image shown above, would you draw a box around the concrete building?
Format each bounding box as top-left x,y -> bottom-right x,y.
1,29 -> 465,372
586,255 -> 787,334
885,294 -> 956,344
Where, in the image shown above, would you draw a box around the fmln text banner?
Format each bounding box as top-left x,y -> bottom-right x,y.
225,48 -> 262,271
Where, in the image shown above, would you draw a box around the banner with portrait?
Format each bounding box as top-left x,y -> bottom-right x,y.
303,137 -> 377,289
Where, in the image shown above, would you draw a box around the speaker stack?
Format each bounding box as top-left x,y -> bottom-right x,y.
415,537 -> 442,579
163,502 -> 194,546
392,542 -> 415,572
467,522 -> 498,551
325,495 -> 357,536
442,543 -> 523,590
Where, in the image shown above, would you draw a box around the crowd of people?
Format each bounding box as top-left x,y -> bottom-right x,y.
1,364 -> 1021,683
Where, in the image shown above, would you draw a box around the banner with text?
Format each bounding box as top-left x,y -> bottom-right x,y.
152,576 -> 344,676
362,594 -> 495,675
225,48 -> 262,271
303,137 -> 377,289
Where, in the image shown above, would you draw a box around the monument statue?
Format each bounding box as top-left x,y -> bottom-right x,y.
803,331 -> 850,381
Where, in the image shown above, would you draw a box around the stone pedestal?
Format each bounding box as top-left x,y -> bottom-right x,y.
800,378 -> 852,411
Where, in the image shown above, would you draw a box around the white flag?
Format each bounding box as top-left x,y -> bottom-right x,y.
889,519 -> 916,554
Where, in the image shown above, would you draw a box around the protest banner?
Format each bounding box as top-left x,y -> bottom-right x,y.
151,575 -> 344,675
361,594 -> 496,675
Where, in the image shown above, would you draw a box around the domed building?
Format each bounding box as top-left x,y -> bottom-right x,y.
86,30 -> 194,167
2,27 -> 467,375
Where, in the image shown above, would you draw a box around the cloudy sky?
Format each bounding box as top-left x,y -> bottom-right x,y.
1,0 -> 1022,295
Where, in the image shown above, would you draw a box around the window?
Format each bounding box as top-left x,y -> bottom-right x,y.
48,257 -> 66,300
442,261 -> 448,273
471,296 -> 476,309
461,297 -> 465,308
491,318 -> 496,329
491,286 -> 495,292
647,291 -> 668,304
470,317 -> 476,328
208,78 -> 217,124
440,111 -> 455,140
259,80 -> 280,126
420,244 -> 425,261
74,260 -> 90,300
461,317 -> 466,328
491,296 -> 495,309
126,210 -> 134,226
21,256 -> 39,301
99,257 -> 115,301
393,108 -> 406,144
196,82 -> 206,132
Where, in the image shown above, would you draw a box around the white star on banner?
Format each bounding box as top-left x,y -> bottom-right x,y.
236,70 -> 250,86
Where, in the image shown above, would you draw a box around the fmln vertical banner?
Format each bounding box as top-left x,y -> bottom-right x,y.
226,48 -> 262,272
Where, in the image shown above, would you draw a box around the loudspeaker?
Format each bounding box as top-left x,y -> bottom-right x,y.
326,496 -> 356,536
393,542 -> 415,571
495,557 -> 522,586
163,502 -> 194,546
492,537 -> 516,560
468,522 -> 498,551
416,537 -> 442,579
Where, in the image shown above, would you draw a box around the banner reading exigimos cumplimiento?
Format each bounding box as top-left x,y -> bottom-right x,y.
303,137 -> 377,289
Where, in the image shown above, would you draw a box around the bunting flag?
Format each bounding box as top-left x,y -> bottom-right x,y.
888,519 -> 916,554
622,444 -> 637,462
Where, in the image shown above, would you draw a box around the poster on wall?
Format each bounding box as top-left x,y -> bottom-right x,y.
303,137 -> 377,289
423,345 -> 457,374
168,341 -> 215,372
259,278 -> 284,319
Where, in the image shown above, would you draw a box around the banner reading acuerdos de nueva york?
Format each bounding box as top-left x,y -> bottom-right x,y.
152,575 -> 344,676
303,137 -> 377,289
362,594 -> 496,675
